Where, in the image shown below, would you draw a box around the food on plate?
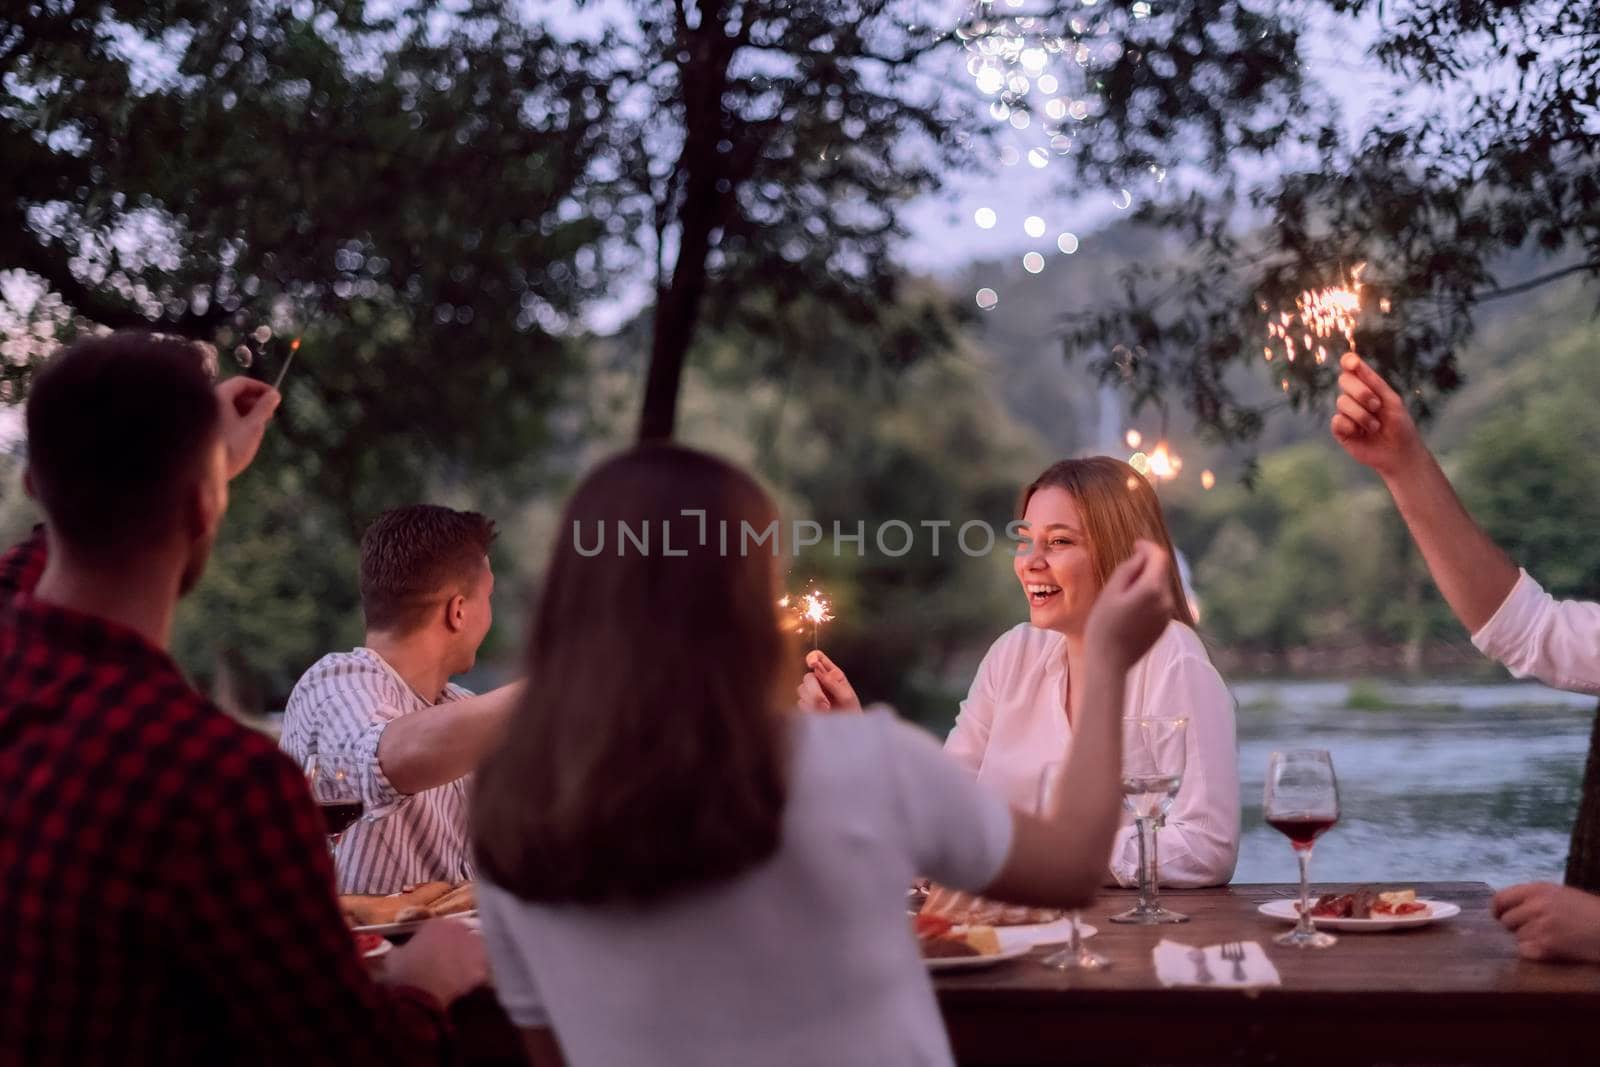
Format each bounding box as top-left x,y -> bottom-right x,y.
1301,886 -> 1431,919
353,931 -> 388,958
914,913 -> 1001,959
919,885 -> 1063,927
426,881 -> 475,916
339,880 -> 457,927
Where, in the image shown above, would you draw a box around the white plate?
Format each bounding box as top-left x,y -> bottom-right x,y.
359,937 -> 394,960
1256,898 -> 1461,931
924,944 -> 1034,972
351,910 -> 479,937
994,918 -> 1098,952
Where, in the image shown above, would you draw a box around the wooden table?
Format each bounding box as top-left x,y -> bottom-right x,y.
937,882 -> 1600,1066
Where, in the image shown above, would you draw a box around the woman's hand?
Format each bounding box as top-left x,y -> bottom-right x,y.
1084,540 -> 1174,673
795,650 -> 862,713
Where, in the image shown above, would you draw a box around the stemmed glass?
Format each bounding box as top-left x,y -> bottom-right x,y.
1037,762 -> 1110,970
1264,749 -> 1341,948
1110,716 -> 1189,925
304,752 -> 364,854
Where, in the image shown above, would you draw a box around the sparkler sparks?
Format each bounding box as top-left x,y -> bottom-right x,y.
780,586 -> 835,650
1264,263 -> 1368,365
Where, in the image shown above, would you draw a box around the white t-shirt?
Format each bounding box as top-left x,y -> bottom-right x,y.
945,620 -> 1239,888
477,710 -> 1014,1067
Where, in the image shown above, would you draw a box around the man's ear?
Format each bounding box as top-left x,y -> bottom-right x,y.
444,593 -> 467,633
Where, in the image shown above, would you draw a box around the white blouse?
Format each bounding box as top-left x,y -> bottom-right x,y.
478,711 -> 1013,1067
1473,569 -> 1600,693
945,621 -> 1240,888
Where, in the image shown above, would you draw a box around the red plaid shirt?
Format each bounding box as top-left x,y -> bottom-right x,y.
0,530 -> 455,1065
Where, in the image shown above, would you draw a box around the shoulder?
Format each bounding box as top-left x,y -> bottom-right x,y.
1146,621 -> 1213,665
288,650 -> 407,712
162,695 -> 305,799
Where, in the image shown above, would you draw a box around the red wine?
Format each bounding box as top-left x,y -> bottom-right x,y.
319,800 -> 364,837
1268,815 -> 1337,849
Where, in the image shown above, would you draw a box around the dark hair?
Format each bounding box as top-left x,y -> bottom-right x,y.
359,505 -> 498,633
1020,456 -> 1196,628
25,332 -> 220,562
472,444 -> 790,904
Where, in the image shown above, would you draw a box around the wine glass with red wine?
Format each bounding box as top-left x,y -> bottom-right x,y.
304,752 -> 364,850
1264,749 -> 1340,948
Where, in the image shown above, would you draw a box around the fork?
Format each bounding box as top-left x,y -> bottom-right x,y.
1188,947 -> 1215,985
1220,941 -> 1247,983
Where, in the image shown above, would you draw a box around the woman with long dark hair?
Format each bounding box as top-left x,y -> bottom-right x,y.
473,445 -> 1177,1067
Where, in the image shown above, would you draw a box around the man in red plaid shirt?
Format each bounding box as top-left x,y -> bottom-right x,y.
0,334 -> 486,1065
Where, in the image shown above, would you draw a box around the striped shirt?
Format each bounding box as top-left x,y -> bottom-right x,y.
280,648 -> 474,894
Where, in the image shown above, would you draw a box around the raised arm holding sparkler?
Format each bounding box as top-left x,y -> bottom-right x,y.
1332,350 -> 1600,962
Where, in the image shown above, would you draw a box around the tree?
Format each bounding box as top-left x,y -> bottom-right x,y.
1051,1 -> 1600,440
608,0 -> 1313,440
2,0 -> 619,527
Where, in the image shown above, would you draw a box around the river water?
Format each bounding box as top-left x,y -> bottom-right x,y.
1231,679 -> 1595,888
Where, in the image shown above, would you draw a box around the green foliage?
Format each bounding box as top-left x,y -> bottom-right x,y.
1343,679 -> 1395,712
1456,343 -> 1600,602
1057,0 -> 1600,441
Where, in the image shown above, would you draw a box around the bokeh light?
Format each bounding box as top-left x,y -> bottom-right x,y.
974,207 -> 997,229
1023,215 -> 1046,238
976,287 -> 999,310
1022,252 -> 1045,273
1056,232 -> 1080,254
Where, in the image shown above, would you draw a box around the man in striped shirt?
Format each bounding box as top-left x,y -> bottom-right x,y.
281,505 -> 524,893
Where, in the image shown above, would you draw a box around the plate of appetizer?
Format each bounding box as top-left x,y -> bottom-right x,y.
916,913 -> 1033,972
1257,888 -> 1460,932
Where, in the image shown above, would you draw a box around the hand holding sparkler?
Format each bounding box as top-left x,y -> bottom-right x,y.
796,650 -> 862,714
214,376 -> 281,479
1330,352 -> 1424,478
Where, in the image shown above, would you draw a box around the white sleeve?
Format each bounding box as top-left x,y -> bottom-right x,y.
1472,570 -> 1600,694
1108,654 -> 1240,888
478,882 -> 552,1028
943,635 -> 1004,774
881,713 -> 1014,892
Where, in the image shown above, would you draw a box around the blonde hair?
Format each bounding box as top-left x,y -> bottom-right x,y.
1019,456 -> 1195,628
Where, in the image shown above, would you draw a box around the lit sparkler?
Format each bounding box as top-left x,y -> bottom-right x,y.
272,337 -> 302,390
1264,263 -> 1368,365
780,586 -> 835,650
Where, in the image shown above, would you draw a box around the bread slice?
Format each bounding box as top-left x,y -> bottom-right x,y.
340,880 -> 454,926
427,882 -> 475,916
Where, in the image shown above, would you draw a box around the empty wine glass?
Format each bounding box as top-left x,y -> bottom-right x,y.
1111,716 -> 1189,925
1037,762 -> 1110,970
1264,749 -> 1341,948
